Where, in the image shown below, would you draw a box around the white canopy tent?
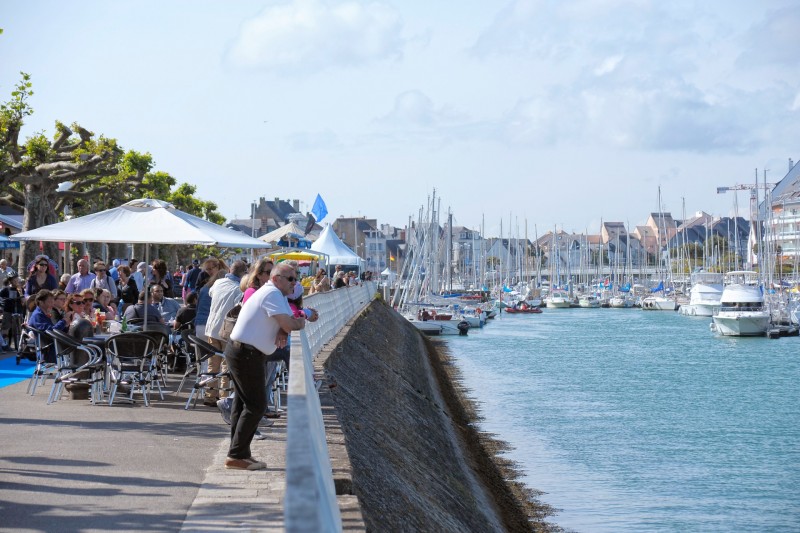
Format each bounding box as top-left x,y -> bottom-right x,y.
258,222 -> 317,246
12,198 -> 272,323
13,198 -> 273,248
310,224 -> 362,267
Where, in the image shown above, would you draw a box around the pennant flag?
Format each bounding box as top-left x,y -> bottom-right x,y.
311,194 -> 328,223
304,212 -> 316,236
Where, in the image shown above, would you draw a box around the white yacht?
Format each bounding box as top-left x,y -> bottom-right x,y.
609,294 -> 635,308
641,295 -> 677,311
578,294 -> 600,308
679,271 -> 724,317
545,289 -> 572,308
711,271 -> 771,336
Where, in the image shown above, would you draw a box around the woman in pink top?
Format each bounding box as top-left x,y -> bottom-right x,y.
241,258 -> 274,304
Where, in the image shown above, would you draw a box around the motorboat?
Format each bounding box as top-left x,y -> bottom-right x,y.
504,301 -> 542,314
545,289 -> 572,308
504,306 -> 542,314
641,295 -> 677,311
578,294 -> 600,308
711,271 -> 771,336
609,294 -> 635,308
679,271 -> 723,317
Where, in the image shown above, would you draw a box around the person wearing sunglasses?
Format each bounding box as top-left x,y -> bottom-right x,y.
221,263 -> 317,470
89,261 -> 118,300
28,289 -> 74,362
24,255 -> 58,298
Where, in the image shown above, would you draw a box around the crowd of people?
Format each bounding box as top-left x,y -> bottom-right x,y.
0,254 -> 382,471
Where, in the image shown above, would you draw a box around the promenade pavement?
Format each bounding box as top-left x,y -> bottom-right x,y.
0,353 -> 288,533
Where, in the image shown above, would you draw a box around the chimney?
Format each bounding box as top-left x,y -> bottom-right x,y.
790,158 -> 795,172
293,199 -> 300,212
274,197 -> 280,203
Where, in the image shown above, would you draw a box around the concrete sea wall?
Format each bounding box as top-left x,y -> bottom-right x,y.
319,300 -> 559,532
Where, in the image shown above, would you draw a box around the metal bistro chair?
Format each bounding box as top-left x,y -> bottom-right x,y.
22,326 -> 58,396
141,324 -> 171,387
182,334 -> 230,410
106,332 -> 160,406
45,329 -> 106,405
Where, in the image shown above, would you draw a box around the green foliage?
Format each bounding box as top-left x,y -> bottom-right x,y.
23,132 -> 51,163
0,72 -> 33,122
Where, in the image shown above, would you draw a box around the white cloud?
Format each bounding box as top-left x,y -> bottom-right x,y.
228,0 -> 406,74
737,5 -> 800,68
374,90 -> 463,128
594,55 -> 624,76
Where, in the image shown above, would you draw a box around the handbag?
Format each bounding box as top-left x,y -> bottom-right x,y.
219,302 -> 242,341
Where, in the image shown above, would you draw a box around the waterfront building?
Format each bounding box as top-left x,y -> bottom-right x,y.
767,159 -> 800,276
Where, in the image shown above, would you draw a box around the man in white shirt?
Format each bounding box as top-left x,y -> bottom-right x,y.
223,263 -> 314,470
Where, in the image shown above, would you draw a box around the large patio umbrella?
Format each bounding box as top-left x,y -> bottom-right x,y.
12,198 -> 272,323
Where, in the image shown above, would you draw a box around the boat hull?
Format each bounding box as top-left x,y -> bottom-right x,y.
641,297 -> 677,311
679,303 -> 716,317
504,307 -> 542,314
712,312 -> 771,336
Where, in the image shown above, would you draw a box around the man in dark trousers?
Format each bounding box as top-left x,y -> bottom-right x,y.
222,263 -> 316,470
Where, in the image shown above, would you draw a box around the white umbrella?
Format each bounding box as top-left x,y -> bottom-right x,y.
12,198 -> 272,323
12,198 -> 273,248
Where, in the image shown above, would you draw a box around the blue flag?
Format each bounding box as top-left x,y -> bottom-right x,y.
311,194 -> 328,223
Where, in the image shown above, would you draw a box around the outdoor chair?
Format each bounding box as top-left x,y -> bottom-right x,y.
22,326 -> 58,396
45,329 -> 106,405
141,327 -> 171,386
182,334 -> 230,410
106,332 -> 159,406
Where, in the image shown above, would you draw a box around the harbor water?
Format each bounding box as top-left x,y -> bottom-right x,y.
445,308 -> 800,532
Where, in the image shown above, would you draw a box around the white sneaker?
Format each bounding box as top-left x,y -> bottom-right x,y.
253,430 -> 268,440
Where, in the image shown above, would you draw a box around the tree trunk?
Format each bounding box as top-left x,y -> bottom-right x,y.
19,182 -> 60,274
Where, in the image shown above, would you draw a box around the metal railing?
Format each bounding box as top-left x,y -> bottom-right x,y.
285,282 -> 376,533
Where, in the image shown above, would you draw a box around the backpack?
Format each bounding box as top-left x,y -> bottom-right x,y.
218,303 -> 242,341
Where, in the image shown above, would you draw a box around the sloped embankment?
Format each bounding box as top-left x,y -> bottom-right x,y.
325,300 -> 559,532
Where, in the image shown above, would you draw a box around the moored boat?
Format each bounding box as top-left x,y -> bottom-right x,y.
679,271 -> 724,317
711,271 -> 771,336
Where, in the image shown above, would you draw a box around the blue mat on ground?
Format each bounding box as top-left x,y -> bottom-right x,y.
0,355 -> 35,389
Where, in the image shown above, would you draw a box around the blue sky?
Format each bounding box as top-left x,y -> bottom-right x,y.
3,0 -> 799,237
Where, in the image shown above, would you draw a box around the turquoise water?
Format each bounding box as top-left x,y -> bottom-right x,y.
446,309 -> 800,532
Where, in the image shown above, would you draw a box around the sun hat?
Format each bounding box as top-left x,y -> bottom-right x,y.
137,262 -> 147,271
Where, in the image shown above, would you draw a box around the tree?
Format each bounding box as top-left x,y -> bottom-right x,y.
0,73 -> 154,271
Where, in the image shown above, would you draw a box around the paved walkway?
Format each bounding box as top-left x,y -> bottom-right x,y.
0,354 -> 289,533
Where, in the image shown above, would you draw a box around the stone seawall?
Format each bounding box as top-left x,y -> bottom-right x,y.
320,300 -> 558,532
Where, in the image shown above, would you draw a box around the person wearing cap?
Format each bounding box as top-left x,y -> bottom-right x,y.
65,259 -> 96,294
131,262 -> 148,292
108,259 -> 121,282
24,255 -> 59,298
182,259 -> 202,298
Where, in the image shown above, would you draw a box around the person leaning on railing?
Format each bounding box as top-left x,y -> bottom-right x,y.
222,262 -> 318,471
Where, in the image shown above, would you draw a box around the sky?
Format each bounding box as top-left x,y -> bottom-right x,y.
3,0 -> 799,238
